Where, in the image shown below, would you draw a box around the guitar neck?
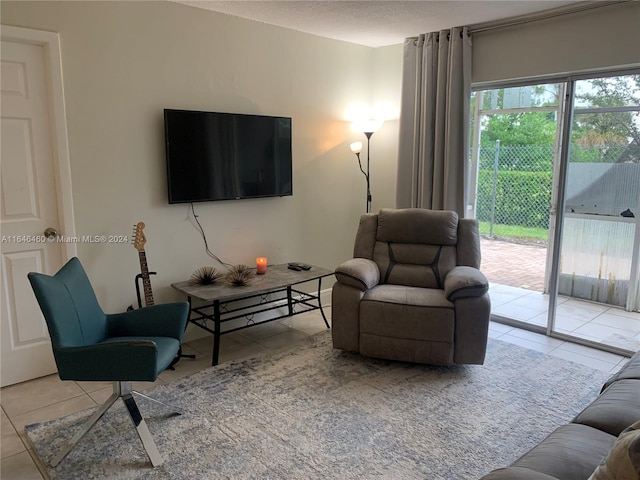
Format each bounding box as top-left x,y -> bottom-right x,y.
138,250 -> 155,306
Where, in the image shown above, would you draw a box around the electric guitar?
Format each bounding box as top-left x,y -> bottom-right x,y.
131,222 -> 195,368
132,222 -> 154,307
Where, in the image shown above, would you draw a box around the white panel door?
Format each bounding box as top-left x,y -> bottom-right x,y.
1,38 -> 67,386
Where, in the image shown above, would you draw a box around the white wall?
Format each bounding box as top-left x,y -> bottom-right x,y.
472,2 -> 640,85
4,0 -> 635,326
370,44 -> 404,213
0,1 -> 401,323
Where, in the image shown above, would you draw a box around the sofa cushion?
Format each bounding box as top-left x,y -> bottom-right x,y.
373,209 -> 459,289
456,218 -> 482,268
480,466 -> 560,480
573,379 -> 640,437
444,266 -> 489,300
353,213 -> 378,260
510,423 -> 616,480
361,286 -> 454,342
601,351 -> 640,392
588,420 -> 640,480
376,208 -> 458,245
362,284 -> 453,308
360,285 -> 456,365
373,242 -> 457,288
360,335 -> 454,364
334,258 -> 380,291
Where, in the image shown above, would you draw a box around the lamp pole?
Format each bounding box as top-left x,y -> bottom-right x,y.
349,117 -> 382,213
351,137 -> 373,213
364,131 -> 373,213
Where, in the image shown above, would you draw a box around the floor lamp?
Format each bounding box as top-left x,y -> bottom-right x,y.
349,119 -> 383,213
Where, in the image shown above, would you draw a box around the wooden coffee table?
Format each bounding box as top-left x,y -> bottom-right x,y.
171,264 -> 333,365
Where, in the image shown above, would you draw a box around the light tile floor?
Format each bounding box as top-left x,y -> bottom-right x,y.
490,283 -> 640,352
0,297 -> 631,480
481,237 -> 640,352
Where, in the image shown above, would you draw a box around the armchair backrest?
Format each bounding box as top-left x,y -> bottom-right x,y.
28,257 -> 107,350
353,208 -> 481,289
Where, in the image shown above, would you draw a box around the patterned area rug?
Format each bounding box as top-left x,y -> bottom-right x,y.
26,332 -> 613,479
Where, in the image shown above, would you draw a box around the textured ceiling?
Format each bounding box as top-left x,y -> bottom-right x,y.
174,0 -> 586,47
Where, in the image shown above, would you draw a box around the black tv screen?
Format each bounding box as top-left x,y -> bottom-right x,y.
164,109 -> 292,203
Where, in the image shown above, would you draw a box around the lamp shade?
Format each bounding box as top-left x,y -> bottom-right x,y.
350,142 -> 363,154
353,118 -> 384,134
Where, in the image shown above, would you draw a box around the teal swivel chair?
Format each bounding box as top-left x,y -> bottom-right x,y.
28,257 -> 189,467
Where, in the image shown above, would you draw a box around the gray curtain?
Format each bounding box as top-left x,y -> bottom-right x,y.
396,27 -> 472,216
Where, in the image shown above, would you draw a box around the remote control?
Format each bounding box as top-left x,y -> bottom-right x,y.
288,262 -> 311,270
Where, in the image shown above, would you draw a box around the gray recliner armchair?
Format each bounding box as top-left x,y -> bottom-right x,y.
332,208 -> 491,365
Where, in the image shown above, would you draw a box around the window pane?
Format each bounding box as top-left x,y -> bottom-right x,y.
571,111 -> 640,164
480,84 -> 560,111
574,74 -> 640,109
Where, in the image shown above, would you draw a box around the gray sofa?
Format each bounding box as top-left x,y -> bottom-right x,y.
331,208 -> 490,365
481,349 -> 640,479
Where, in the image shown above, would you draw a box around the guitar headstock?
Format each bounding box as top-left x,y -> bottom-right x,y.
132,222 -> 146,251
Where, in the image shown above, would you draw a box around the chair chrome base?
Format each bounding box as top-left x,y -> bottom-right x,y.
51,381 -> 177,468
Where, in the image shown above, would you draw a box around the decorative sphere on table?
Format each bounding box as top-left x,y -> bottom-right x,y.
189,266 -> 224,285
226,265 -> 253,286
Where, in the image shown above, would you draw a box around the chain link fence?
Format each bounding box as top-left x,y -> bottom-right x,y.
476,143 -> 554,234
476,143 -> 635,240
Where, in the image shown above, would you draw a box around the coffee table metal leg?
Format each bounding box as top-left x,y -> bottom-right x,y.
287,286 -> 294,316
317,278 -> 330,329
212,300 -> 221,366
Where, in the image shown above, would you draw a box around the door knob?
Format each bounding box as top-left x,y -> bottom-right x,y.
44,228 -> 58,239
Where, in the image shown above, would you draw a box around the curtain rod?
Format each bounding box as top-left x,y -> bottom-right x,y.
470,0 -> 629,34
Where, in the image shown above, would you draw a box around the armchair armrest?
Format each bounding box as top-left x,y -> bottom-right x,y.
444,266 -> 489,301
107,302 -> 189,341
54,341 -> 161,381
334,258 -> 380,291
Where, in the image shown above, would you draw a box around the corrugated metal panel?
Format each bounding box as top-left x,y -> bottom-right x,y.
559,217 -> 635,306
565,163 -> 640,217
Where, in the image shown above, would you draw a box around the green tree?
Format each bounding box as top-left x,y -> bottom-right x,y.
476,85 -> 560,172
480,112 -> 557,147
571,75 -> 640,163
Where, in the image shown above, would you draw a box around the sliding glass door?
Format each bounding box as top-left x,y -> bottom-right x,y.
470,83 -> 562,327
550,73 -> 640,352
471,71 -> 640,354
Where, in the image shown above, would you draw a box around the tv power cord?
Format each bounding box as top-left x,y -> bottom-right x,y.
189,203 -> 233,268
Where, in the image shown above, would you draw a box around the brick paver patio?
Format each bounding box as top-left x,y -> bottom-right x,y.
480,238 -> 548,292
479,238 -> 640,352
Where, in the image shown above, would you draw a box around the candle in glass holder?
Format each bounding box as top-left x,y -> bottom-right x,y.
256,257 -> 267,274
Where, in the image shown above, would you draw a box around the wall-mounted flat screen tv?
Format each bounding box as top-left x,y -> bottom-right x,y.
164,109 -> 292,204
